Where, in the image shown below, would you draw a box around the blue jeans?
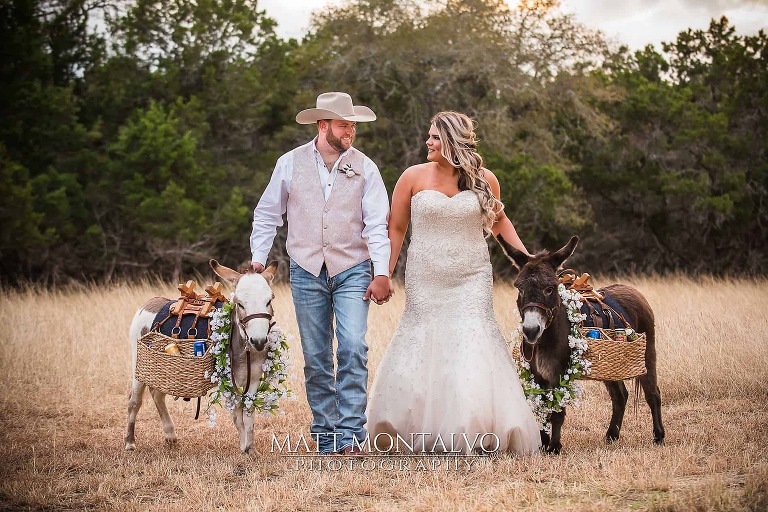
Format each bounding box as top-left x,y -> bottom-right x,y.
290,259 -> 371,453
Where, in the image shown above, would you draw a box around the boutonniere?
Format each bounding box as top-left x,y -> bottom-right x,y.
339,163 -> 360,177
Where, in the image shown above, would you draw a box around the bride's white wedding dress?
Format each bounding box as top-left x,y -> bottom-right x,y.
366,189 -> 541,454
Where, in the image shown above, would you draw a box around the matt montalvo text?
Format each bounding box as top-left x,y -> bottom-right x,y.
272,432 -> 501,455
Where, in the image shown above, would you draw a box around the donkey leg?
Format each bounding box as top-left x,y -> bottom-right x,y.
125,378 -> 146,450
547,409 -> 566,454
231,407 -> 248,453
638,373 -> 665,444
540,429 -> 551,449
604,380 -> 629,442
242,411 -> 256,455
149,388 -> 177,445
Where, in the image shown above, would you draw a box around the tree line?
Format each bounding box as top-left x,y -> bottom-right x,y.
1,0 -> 766,285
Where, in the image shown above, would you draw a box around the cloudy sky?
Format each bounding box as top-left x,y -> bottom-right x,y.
258,0 -> 768,49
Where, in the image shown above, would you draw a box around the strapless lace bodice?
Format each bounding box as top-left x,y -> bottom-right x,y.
409,189 -> 487,255
405,189 -> 493,310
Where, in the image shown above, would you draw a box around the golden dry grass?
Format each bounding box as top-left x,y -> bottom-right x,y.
1,276 -> 767,511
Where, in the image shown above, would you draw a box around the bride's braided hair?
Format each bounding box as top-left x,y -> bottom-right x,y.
431,111 -> 502,234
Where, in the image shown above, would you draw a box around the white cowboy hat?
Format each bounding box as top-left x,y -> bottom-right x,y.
295,92 -> 377,124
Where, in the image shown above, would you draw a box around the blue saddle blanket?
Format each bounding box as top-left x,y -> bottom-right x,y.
580,292 -> 633,330
152,299 -> 225,339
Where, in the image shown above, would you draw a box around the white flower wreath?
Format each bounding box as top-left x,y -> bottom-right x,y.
516,283 -> 592,432
206,300 -> 292,421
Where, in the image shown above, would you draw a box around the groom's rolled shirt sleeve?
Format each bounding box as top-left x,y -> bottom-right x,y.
250,153 -> 292,266
361,157 -> 392,277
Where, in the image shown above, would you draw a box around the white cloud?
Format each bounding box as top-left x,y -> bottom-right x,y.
259,0 -> 345,39
260,0 -> 768,49
563,0 -> 768,48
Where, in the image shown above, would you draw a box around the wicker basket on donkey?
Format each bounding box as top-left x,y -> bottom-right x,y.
579,327 -> 647,381
135,331 -> 215,398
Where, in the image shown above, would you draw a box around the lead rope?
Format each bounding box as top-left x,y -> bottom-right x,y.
520,337 -> 535,363
242,319 -> 276,395
246,351 -> 251,394
242,319 -> 275,394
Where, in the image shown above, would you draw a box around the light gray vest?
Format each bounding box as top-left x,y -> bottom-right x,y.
286,144 -> 369,277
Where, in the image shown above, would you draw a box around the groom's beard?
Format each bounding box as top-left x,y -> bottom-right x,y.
326,129 -> 352,153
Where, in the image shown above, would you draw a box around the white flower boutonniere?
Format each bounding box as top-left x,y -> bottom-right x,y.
339,163 -> 360,177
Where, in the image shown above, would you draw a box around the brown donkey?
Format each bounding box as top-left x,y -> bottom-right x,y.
498,235 -> 665,453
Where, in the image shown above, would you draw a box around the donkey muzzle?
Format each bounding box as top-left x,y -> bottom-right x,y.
522,324 -> 542,343
248,337 -> 267,352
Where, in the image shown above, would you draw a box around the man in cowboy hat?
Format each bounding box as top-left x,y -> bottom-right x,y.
250,92 -> 393,455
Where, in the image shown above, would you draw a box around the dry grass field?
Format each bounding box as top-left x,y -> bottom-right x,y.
1,276 -> 767,511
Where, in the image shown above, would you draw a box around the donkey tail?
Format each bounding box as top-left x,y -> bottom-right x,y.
633,378 -> 642,419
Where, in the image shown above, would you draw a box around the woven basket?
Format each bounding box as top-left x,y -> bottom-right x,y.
579,327 -> 647,381
135,331 -> 215,398
510,328 -> 648,382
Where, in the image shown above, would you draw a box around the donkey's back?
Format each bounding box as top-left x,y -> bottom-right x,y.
599,283 -> 655,340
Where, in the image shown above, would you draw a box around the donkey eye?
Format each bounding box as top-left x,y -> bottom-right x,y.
544,287 -> 554,295
237,303 -> 245,310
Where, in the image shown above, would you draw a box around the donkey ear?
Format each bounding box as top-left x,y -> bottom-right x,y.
496,235 -> 530,270
549,236 -> 579,270
261,261 -> 278,284
209,259 -> 242,285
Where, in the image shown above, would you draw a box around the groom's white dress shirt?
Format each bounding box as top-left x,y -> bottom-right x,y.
250,138 -> 391,277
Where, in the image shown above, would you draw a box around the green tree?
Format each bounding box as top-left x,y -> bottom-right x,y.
100,99 -> 248,281
0,0 -> 108,283
568,18 -> 767,273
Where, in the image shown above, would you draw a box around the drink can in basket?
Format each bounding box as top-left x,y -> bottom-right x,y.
587,329 -> 601,339
193,341 -> 207,357
625,328 -> 638,341
613,329 -> 626,342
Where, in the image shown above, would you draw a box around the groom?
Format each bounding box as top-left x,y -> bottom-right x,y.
250,92 -> 393,454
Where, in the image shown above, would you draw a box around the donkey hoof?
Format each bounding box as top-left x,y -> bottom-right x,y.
125,442 -> 136,451
165,436 -> 178,447
545,443 -> 562,455
605,428 -> 620,442
653,436 -> 665,446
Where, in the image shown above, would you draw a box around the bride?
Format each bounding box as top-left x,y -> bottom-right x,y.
366,111 -> 541,454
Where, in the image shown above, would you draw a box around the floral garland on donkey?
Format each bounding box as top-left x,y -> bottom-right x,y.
206,300 -> 292,424
516,283 -> 592,431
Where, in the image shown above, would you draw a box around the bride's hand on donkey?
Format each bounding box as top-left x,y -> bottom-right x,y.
252,262 -> 265,273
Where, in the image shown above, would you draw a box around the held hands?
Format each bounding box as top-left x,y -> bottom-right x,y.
364,275 -> 394,305
254,262 -> 393,304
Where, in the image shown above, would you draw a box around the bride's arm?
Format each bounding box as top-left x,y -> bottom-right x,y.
485,169 -> 532,257
388,169 -> 415,276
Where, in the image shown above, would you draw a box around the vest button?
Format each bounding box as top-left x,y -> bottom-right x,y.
324,225 -> 328,229
323,242 -> 328,247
